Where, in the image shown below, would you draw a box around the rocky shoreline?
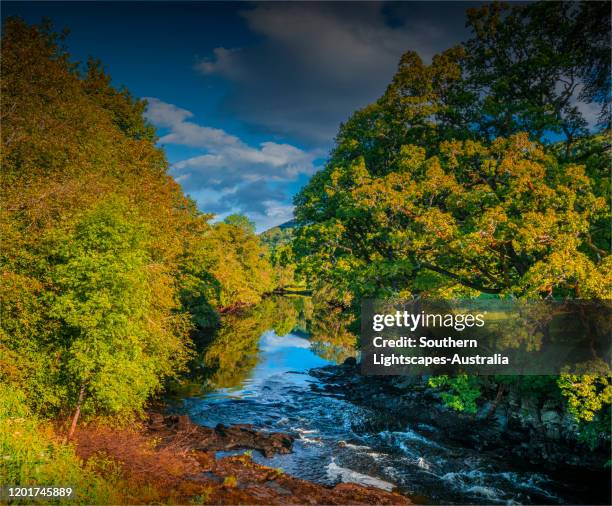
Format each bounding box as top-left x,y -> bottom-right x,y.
69,366 -> 609,504
309,360 -> 610,475
145,413 -> 411,504
72,413 -> 411,505
147,414 -> 295,458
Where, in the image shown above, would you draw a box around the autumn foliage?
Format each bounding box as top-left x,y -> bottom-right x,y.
293,1 -> 611,439
0,18 -> 273,440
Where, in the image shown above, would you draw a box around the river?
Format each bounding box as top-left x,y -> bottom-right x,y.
167,296 -> 605,505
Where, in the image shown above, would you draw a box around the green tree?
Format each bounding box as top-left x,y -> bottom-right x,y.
47,201 -> 190,435
82,58 -> 157,142
295,134 -> 610,300
224,213 -> 256,233
292,0 -> 611,431
0,18 -> 275,433
260,224 -> 299,289
202,221 -> 274,308
463,2 -> 610,145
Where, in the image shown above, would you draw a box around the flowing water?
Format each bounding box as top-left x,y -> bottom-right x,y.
168,297 -> 607,505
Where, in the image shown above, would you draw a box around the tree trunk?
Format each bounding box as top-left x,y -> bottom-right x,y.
486,384 -> 506,419
67,384 -> 86,440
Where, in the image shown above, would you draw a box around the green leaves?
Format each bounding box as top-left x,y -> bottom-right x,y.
0,18 -> 275,428
290,1 -> 611,428
464,2 -> 610,140
558,374 -> 612,423
428,375 -> 482,414
223,213 -> 256,233
201,221 -> 274,309
40,200 -> 186,417
295,132 -> 609,300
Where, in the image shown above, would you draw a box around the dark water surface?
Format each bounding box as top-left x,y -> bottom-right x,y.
168,298 -> 605,505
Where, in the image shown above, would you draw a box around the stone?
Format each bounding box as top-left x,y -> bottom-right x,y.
343,356 -> 357,367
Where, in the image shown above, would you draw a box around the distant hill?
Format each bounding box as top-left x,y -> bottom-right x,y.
260,220 -> 296,249
260,219 -> 296,237
277,219 -> 297,231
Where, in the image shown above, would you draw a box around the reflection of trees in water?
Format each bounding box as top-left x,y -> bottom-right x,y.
169,295 -> 357,397
456,300 -> 612,374
308,301 -> 357,364
203,296 -> 308,390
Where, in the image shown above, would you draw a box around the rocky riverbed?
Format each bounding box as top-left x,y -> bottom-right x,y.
148,413 -> 295,458
145,413 -> 411,504
169,323 -> 611,505
73,413 -> 410,505
309,359 -> 611,474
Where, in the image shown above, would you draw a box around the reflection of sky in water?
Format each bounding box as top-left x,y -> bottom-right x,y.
207,330 -> 331,400
179,323 -> 602,505
260,331 -> 312,351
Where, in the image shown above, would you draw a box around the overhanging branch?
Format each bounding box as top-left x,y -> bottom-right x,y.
420,261 -> 503,294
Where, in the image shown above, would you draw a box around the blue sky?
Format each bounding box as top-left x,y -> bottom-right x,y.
3,1 -> 480,231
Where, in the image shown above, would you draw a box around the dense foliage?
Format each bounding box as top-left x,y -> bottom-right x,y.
260,222 -> 300,289
0,16 -> 274,455
292,1 -> 611,442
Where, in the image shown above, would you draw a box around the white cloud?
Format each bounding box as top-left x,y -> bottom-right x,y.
144,97 -> 317,230
197,47 -> 245,79
260,330 -> 311,351
252,203 -> 295,233
143,99 -> 193,128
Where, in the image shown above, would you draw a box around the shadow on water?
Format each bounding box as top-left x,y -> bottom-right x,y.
166,296 -> 608,505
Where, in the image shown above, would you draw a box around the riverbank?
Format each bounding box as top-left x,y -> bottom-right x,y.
68,413 -> 410,505
166,306 -> 611,505
309,360 -> 611,496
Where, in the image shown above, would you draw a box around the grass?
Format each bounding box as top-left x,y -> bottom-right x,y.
0,382 -> 245,504
0,384 -> 120,504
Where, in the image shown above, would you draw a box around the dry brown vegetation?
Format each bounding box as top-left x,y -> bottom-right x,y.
66,417 -> 411,505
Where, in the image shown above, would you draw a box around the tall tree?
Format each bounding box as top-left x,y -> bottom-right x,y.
293,1 -> 610,303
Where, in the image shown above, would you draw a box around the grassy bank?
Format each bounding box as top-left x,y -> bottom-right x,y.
1,383 -> 408,505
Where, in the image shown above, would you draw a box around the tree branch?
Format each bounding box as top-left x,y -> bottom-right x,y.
419,261 -> 502,294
